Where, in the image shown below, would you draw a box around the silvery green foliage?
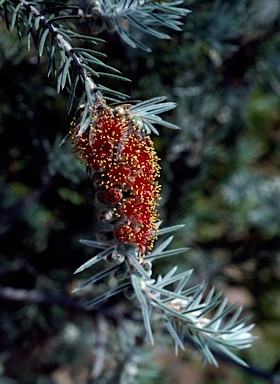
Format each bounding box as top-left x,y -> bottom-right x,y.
79,0 -> 191,51
129,97 -> 180,134
1,0 -> 188,131
74,225 -> 256,366
3,0 -> 103,111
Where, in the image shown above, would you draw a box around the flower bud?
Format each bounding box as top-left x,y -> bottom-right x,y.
124,285 -> 135,299
114,262 -> 128,280
95,191 -> 106,204
98,209 -> 121,224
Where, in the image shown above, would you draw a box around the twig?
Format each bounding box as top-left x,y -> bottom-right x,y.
14,0 -> 97,96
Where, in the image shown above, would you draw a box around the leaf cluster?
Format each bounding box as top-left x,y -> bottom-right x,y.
0,0 -> 189,130
73,224 -> 256,367
84,0 -> 190,52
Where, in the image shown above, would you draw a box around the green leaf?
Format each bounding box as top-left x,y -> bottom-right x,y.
80,52 -> 120,73
79,239 -> 109,249
163,314 -> 185,353
126,251 -> 151,281
85,79 -> 94,105
61,56 -> 72,90
78,106 -> 92,136
145,247 -> 190,261
206,300 -> 236,329
117,25 -> 152,52
67,75 -> 79,113
73,47 -> 107,57
96,72 -> 131,82
85,283 -> 131,307
26,12 -> 34,51
39,28 -> 49,57
81,63 -> 99,77
151,236 -> 174,255
34,15 -> 41,30
131,275 -> 154,345
125,14 -> 171,39
72,264 -> 119,293
74,245 -> 115,274
154,270 -> 196,289
157,224 -> 185,236
213,343 -> 249,367
148,285 -> 192,303
10,2 -> 22,32
47,35 -> 56,76
175,271 -> 194,294
96,84 -> 129,100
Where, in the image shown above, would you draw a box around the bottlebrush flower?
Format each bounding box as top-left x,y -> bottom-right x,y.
71,102 -> 161,254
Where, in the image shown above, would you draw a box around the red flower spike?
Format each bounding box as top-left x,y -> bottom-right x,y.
71,102 -> 161,254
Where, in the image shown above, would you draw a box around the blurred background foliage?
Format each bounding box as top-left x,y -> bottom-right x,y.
1,0 -> 280,383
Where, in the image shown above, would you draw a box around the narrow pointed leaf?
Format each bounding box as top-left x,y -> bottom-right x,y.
39,28 -> 49,57
10,2 -> 22,31
163,314 -> 185,352
157,224 -> 185,236
72,264 -> 119,293
61,56 -> 72,90
74,245 -> 115,274
131,275 -> 154,344
67,74 -> 79,113
151,236 -> 174,255
85,283 -> 131,308
175,271 -> 194,293
126,251 -> 151,281
145,247 -> 190,261
79,239 -> 108,249
212,343 -> 249,367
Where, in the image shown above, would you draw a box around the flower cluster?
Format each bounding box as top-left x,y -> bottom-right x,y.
71,101 -> 161,255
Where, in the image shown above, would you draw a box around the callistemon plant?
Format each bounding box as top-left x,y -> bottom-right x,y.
1,0 -> 256,371
71,99 -> 161,257
70,97 -> 256,365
